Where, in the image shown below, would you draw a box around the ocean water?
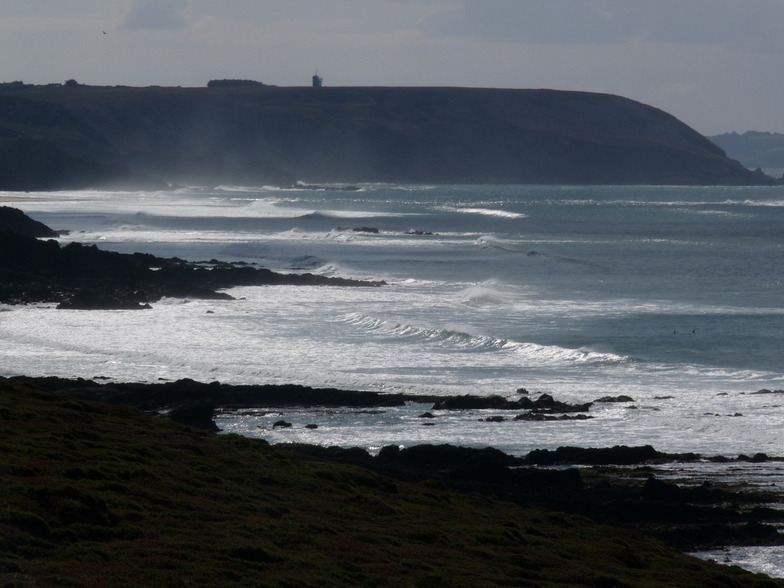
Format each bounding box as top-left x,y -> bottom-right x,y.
2,183 -> 783,574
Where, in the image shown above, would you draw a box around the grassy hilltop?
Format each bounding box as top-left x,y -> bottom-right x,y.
1,380 -> 780,587
0,82 -> 773,190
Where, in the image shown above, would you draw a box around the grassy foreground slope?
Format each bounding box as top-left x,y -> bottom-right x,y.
0,380 -> 779,587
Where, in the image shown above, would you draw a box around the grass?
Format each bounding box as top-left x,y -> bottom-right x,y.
0,379 -> 781,587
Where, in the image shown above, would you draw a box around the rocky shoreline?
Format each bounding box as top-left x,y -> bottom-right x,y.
7,375 -> 783,554
3,379 -> 780,586
2,207 -> 782,563
287,443 -> 784,551
0,206 -> 384,309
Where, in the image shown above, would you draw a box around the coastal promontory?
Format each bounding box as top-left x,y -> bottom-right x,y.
0,82 -> 770,189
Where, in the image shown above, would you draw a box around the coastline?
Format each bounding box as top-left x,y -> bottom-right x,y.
3,378 -> 782,585
0,223 -> 384,309
3,196 -> 784,579
7,374 -> 783,560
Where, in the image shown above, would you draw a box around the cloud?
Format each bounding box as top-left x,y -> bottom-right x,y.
117,0 -> 190,31
423,0 -> 784,53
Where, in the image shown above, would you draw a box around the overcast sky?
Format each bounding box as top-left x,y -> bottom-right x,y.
2,0 -> 783,135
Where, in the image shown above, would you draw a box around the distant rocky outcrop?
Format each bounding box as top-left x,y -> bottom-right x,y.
0,83 -> 775,189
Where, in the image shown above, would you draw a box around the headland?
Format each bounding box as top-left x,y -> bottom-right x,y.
0,82 -> 776,190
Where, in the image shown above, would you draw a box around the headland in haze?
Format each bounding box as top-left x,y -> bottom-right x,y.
0,81 -> 775,190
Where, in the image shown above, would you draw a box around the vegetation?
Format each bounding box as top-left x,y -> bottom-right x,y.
0,380 -> 780,586
0,83 -> 773,190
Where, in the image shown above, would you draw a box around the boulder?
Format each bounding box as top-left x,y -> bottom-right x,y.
167,403 -> 218,431
594,395 -> 635,403
377,443 -> 523,469
532,394 -> 593,413
525,445 -> 661,466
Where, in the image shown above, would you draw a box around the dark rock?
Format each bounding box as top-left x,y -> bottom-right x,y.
377,443 -> 523,470
525,445 -> 661,466
594,395 -> 635,403
272,420 -> 292,428
0,231 -> 385,307
167,403 -> 218,431
418,412 -> 435,419
278,439 -> 784,551
513,413 -> 592,422
0,207 -> 58,237
532,394 -> 593,413
305,424 -> 318,429
8,376 -> 420,410
641,477 -> 685,502
738,453 -> 770,463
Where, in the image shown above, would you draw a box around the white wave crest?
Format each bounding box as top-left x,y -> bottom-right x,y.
439,206 -> 527,219
475,236 -> 521,253
454,282 -> 520,306
214,185 -> 288,192
341,313 -> 627,364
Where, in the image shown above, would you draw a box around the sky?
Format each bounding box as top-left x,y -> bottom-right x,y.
1,0 -> 783,136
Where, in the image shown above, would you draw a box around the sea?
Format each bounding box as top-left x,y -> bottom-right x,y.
1,183 -> 783,575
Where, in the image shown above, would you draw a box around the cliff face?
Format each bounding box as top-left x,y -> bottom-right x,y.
0,84 -> 769,189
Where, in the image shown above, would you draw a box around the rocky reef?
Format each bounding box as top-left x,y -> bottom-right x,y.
9,374 -> 783,554
3,379 -> 780,585
0,208 -> 383,308
287,442 -> 784,551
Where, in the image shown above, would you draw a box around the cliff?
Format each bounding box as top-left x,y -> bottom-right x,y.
0,83 -> 771,189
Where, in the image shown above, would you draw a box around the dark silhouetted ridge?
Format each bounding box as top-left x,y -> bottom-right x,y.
0,83 -> 772,189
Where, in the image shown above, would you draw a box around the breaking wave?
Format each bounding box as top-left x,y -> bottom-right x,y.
341,313 -> 628,364
439,206 -> 527,219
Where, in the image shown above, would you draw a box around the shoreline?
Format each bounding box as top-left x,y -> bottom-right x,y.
3,204 -> 783,577
7,374 -> 783,557
0,224 -> 384,309
3,378 -> 781,585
